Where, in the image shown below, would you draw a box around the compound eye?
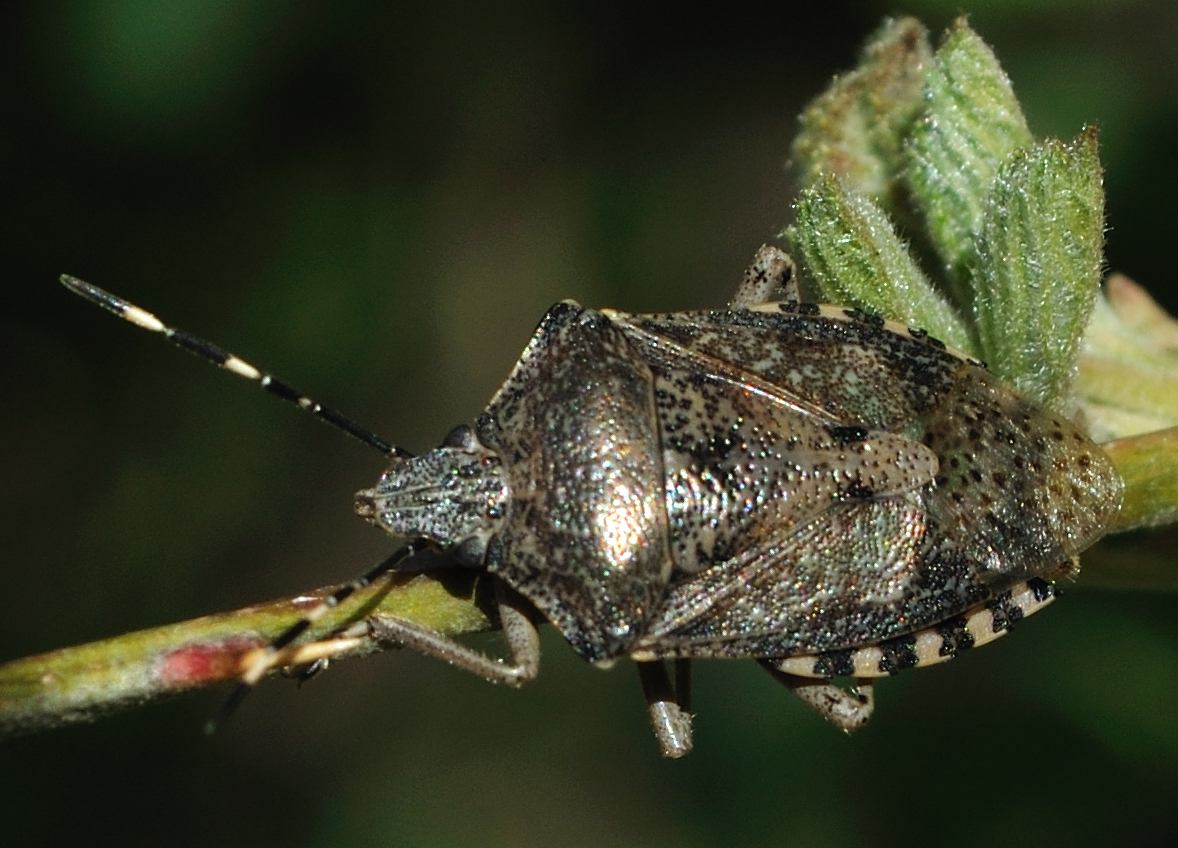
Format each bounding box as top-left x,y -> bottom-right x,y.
442,424 -> 477,449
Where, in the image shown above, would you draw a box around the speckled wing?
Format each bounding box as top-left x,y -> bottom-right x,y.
608,305 -> 966,435
642,346 -> 941,577
616,304 -> 1120,559
614,304 -> 1122,660
632,494 -> 946,659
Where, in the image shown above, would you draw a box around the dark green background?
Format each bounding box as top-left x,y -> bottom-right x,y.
2,2 -> 1176,846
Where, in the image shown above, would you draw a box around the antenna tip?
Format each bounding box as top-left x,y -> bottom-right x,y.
59,275 -> 168,332
59,274 -> 116,308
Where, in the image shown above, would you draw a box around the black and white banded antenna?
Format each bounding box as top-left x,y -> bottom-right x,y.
59,275 -> 413,461
62,274 -> 428,729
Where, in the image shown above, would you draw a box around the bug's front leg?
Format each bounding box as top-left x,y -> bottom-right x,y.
368,580 -> 541,686
760,661 -> 875,732
637,659 -> 693,758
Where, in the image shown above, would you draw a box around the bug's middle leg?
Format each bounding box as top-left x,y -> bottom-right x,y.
729,245 -> 799,307
368,579 -> 541,687
637,659 -> 693,758
760,661 -> 875,732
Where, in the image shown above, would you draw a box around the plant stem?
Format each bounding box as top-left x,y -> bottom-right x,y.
1103,426 -> 1178,531
0,564 -> 492,738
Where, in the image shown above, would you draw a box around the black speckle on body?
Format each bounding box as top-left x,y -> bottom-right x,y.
1028,577 -> 1054,603
878,634 -> 918,675
935,616 -> 974,657
843,482 -> 875,499
814,649 -> 855,677
828,424 -> 870,444
987,591 -> 1016,633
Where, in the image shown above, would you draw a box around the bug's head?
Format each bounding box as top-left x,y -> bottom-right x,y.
354,424 -> 509,565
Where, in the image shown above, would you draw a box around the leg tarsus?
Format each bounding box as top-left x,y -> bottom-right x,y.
367,579 -> 541,687
286,658 -> 328,685
637,660 -> 693,758
761,662 -> 875,732
730,245 -> 799,307
496,584 -> 541,682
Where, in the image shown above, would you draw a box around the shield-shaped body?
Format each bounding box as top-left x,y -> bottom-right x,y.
385,298 -> 1124,672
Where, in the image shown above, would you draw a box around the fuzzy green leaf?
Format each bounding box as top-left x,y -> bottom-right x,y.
1080,282 -> 1178,439
906,17 -> 1033,302
789,176 -> 972,351
791,17 -> 931,210
972,129 -> 1104,408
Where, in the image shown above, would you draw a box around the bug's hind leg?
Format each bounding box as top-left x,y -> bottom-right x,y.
637,659 -> 693,758
730,245 -> 799,308
760,661 -> 875,733
367,579 -> 541,687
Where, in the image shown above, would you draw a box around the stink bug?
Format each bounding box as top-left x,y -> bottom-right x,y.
60,245 -> 1122,758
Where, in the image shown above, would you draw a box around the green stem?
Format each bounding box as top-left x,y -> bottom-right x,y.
0,568 -> 492,738
1103,426 -> 1178,531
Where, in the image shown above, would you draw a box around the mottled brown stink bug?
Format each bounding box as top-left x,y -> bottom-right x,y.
60,245 -> 1122,758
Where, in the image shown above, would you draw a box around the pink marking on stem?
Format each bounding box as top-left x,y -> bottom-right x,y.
158,638 -> 260,687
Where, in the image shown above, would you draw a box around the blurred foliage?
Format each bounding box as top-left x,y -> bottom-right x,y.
790,19 -> 1113,416
2,3 -> 1177,848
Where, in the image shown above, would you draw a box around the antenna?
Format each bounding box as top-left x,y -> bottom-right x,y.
60,275 -> 413,460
